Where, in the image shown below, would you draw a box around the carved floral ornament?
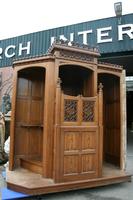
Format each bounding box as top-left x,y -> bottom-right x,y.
46,39 -> 99,62
59,50 -> 94,62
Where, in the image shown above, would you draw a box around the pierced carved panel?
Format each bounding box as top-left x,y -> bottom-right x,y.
64,99 -> 77,121
82,100 -> 94,122
60,50 -> 94,62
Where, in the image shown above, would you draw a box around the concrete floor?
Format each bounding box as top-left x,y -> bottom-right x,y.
0,131 -> 133,200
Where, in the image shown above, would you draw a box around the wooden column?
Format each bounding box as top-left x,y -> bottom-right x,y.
42,62 -> 55,178
120,70 -> 126,170
98,82 -> 103,177
53,78 -> 62,182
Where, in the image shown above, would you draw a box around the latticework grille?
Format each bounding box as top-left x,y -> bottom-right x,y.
82,100 -> 94,122
64,100 -> 77,121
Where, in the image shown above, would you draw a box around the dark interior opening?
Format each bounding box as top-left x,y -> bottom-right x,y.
59,65 -> 93,97
127,91 -> 133,130
98,73 -> 120,167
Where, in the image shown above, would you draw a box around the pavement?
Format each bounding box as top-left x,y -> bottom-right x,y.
0,130 -> 133,200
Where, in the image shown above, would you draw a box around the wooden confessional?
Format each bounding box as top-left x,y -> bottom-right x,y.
7,41 -> 131,195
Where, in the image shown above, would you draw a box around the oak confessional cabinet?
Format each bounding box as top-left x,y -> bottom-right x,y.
7,40 -> 131,195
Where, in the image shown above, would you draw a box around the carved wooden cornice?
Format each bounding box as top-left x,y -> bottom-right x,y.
13,40 -> 124,73
47,39 -> 100,61
59,49 -> 94,62
47,39 -> 99,54
13,55 -> 54,67
98,62 -> 123,73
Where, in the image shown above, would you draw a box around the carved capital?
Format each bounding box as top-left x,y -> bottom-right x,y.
57,78 -> 62,88
98,83 -> 103,92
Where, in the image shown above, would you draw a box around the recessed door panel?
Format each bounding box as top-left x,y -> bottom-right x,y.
30,100 -> 43,124
16,98 -> 30,123
59,128 -> 99,182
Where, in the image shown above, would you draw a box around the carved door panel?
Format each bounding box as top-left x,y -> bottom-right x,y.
55,93 -> 101,182
59,127 -> 99,182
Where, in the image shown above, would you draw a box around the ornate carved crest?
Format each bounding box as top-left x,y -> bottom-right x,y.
60,50 -> 94,62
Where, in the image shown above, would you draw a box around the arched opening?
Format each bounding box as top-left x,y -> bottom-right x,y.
14,67 -> 45,173
98,73 -> 121,168
59,65 -> 94,97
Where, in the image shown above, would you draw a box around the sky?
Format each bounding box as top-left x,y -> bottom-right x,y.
0,0 -> 133,40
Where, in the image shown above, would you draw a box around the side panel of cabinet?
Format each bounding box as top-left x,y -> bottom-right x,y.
14,69 -> 44,164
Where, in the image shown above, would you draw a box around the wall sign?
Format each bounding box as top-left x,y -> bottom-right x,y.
0,14 -> 133,67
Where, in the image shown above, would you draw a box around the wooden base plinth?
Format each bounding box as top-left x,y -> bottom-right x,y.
7,166 -> 132,196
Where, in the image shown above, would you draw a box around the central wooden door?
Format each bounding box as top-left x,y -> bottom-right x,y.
14,67 -> 45,173
60,126 -> 99,182
54,93 -> 101,182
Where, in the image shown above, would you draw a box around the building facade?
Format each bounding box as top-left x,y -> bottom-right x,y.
0,13 -> 133,128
